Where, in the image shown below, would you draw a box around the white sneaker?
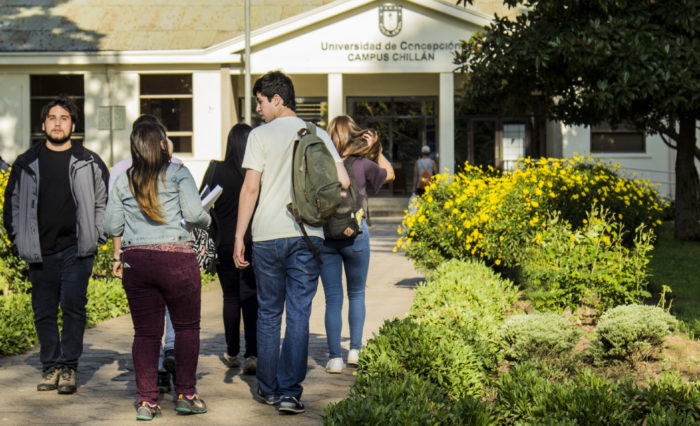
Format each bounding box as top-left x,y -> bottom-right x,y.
347,349 -> 360,366
325,357 -> 343,374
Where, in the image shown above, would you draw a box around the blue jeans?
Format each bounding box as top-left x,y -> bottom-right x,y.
252,236 -> 322,399
157,307 -> 175,371
320,220 -> 370,359
28,244 -> 94,371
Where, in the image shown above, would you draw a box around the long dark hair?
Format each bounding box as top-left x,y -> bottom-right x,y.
128,122 -> 171,223
225,123 -> 252,180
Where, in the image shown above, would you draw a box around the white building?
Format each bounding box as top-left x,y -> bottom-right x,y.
0,0 -> 693,199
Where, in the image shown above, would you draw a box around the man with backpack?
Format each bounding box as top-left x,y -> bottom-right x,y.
233,71 -> 349,414
413,145 -> 438,196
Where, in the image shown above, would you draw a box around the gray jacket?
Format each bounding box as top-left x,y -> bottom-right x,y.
2,141 -> 109,263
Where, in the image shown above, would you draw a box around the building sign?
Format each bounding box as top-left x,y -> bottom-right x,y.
320,40 -> 461,63
379,4 -> 402,37
250,2 -> 477,73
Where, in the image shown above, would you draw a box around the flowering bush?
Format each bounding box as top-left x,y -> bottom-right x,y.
397,156 -> 665,271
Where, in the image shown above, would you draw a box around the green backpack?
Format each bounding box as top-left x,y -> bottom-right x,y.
286,122 -> 342,261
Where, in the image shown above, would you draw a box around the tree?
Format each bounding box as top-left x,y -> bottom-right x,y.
455,0 -> 700,240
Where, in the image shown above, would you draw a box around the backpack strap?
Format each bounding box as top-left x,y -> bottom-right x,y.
287,136 -> 323,265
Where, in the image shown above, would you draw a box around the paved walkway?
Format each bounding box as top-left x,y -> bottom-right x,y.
0,217 -> 422,425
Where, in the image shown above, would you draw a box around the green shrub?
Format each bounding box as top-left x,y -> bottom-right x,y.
323,373 -> 491,426
85,277 -> 129,328
0,292 -> 37,356
591,304 -> 678,363
357,317 -> 489,399
493,363 -> 699,424
497,313 -> 581,361
0,277 -> 130,356
519,208 -> 653,313
409,259 -> 520,369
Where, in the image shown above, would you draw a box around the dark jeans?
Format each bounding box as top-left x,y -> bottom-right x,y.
252,236 -> 322,399
216,244 -> 258,358
29,244 -> 93,371
122,249 -> 202,405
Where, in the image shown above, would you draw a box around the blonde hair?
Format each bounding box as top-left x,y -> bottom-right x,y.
128,122 -> 171,223
327,115 -> 381,161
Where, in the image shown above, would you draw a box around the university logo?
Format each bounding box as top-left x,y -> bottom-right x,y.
379,4 -> 402,37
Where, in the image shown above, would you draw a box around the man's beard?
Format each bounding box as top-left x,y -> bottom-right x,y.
45,130 -> 71,145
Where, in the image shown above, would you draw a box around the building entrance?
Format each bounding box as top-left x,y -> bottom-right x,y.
348,97 -> 437,194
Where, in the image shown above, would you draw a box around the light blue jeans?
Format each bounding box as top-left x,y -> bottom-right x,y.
252,236 -> 322,399
157,307 -> 175,371
319,220 -> 370,360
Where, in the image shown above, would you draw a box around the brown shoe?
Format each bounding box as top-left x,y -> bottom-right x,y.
57,367 -> 77,394
37,367 -> 61,391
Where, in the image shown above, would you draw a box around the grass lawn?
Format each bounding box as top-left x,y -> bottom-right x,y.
648,221 -> 700,338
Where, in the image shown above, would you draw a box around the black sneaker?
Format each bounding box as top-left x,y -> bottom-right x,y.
163,350 -> 176,385
157,371 -> 171,393
136,401 -> 162,421
175,394 -> 207,414
278,396 -> 305,414
256,387 -> 280,405
163,349 -> 175,375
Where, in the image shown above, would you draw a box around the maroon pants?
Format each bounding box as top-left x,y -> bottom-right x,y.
122,249 -> 201,404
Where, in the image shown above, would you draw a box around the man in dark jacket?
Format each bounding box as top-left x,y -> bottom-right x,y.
2,95 -> 109,394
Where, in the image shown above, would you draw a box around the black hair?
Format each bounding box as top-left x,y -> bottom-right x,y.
40,95 -> 79,126
225,123 -> 253,180
252,71 -> 296,111
132,114 -> 165,131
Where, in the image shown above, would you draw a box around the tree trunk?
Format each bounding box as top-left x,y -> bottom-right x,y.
673,115 -> 700,241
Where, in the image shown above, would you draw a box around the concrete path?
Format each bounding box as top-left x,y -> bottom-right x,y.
0,217 -> 422,425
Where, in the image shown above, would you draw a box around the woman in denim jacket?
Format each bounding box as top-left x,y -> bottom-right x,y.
104,121 -> 210,420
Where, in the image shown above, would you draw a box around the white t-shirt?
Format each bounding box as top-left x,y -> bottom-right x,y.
242,116 -> 342,242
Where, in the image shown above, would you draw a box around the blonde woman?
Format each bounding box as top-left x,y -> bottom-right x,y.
321,115 -> 394,373
104,121 -> 210,420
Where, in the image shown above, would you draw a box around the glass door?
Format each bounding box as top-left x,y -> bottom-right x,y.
348,97 -> 437,195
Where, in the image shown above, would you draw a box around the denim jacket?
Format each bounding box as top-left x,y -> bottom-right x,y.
103,163 -> 210,248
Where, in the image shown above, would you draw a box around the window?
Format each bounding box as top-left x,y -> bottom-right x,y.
238,96 -> 327,127
502,123 -> 526,172
591,122 -> 645,153
140,74 -> 193,154
30,75 -> 85,145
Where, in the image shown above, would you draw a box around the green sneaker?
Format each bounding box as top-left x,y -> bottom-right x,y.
136,401 -> 162,421
175,394 -> 207,414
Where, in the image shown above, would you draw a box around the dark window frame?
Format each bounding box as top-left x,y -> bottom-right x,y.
30,74 -> 85,145
139,73 -> 194,154
590,122 -> 645,153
